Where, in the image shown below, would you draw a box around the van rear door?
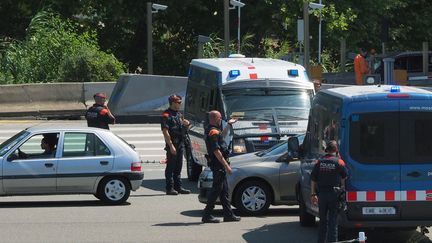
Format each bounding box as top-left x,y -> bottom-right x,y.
346,100 -> 401,221
399,100 -> 432,220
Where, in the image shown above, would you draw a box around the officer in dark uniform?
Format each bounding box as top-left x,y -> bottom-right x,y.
85,92 -> 115,130
161,94 -> 191,195
201,110 -> 240,223
311,140 -> 348,243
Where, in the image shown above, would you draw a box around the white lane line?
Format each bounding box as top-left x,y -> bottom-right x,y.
117,133 -> 163,138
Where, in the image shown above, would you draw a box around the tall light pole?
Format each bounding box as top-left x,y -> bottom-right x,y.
230,0 -> 245,54
224,0 -> 230,57
309,2 -> 325,64
303,2 -> 310,72
147,3 -> 167,74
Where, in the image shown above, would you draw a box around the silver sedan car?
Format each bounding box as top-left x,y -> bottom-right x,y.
0,125 -> 144,204
198,135 -> 304,216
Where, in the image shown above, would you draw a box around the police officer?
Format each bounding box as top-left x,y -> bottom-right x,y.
201,110 -> 240,223
85,92 -> 115,130
161,94 -> 191,195
311,140 -> 348,243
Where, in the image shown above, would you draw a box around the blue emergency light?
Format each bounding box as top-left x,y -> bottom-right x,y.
390,86 -> 401,93
288,69 -> 299,77
229,70 -> 241,78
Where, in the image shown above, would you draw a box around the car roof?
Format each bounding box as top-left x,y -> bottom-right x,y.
322,85 -> 432,100
24,124 -> 110,134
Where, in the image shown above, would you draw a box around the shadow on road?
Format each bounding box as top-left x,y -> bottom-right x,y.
0,200 -> 130,208
242,221 -> 431,243
181,207 -> 299,218
153,222 -> 203,227
141,178 -> 199,194
242,221 -> 316,243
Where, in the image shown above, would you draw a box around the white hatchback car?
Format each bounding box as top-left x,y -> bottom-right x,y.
0,125 -> 144,204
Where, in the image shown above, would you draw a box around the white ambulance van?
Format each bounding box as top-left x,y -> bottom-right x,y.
184,56 -> 314,180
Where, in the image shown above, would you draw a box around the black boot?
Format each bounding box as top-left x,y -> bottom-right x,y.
224,215 -> 241,222
166,189 -> 178,195
175,188 -> 191,194
202,214 -> 220,223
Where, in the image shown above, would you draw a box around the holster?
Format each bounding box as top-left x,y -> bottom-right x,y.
333,186 -> 347,212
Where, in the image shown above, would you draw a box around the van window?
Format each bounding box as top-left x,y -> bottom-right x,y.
308,93 -> 342,156
349,112 -> 399,163
400,112 -> 432,163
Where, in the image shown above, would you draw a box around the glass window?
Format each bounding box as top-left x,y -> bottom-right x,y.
62,133 -> 110,157
400,112 -> 432,163
349,112 -> 398,163
223,88 -> 312,121
8,133 -> 59,160
0,131 -> 28,156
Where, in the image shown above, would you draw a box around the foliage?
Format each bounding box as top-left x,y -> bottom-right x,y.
0,11 -> 125,84
1,0 -> 432,78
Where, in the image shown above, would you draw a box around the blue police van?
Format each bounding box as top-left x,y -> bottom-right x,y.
290,85 -> 432,229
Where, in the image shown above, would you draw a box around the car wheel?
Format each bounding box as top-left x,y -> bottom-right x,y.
97,177 -> 131,204
299,192 -> 316,226
186,157 -> 202,182
234,180 -> 271,216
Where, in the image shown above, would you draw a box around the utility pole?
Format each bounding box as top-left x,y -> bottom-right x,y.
224,0 -> 230,57
303,1 -> 310,72
147,2 -> 153,74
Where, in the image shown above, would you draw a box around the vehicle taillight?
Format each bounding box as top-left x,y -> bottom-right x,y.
131,162 -> 142,172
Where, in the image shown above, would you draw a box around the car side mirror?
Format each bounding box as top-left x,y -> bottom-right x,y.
286,137 -> 300,161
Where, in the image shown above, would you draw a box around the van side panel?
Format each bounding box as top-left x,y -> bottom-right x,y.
399,99 -> 432,220
343,100 -> 401,221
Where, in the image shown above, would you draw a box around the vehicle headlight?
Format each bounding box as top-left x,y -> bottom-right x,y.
233,138 -> 247,154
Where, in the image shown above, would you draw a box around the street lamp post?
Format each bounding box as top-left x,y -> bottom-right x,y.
309,2 -> 325,64
147,2 -> 167,74
230,0 -> 245,54
224,0 -> 230,57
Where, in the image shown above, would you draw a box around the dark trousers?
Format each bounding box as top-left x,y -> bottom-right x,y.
165,144 -> 183,191
204,168 -> 234,218
318,192 -> 338,243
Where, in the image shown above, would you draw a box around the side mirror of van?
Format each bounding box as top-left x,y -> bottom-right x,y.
286,137 -> 300,161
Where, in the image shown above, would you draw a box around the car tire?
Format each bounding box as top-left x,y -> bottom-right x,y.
97,177 -> 131,204
299,192 -> 316,226
186,157 -> 202,182
234,180 -> 271,216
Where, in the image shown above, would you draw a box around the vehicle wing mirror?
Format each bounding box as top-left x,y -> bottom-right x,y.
286,137 -> 300,161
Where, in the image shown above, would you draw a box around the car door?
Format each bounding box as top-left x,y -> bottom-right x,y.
3,133 -> 59,194
278,157 -> 300,202
57,132 -> 114,192
399,100 -> 432,220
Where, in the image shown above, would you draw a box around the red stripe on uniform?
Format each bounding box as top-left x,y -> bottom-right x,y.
407,190 -> 416,201
385,191 -> 395,201
347,191 -> 357,201
250,73 -> 258,79
366,191 -> 376,201
248,66 -> 255,69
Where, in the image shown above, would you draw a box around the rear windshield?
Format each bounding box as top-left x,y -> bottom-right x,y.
349,112 -> 432,164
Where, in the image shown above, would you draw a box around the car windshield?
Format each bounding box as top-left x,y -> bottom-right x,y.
0,130 -> 29,156
223,88 -> 312,121
256,134 -> 305,157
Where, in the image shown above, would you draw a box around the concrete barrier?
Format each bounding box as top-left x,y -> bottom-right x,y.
83,82 -> 116,106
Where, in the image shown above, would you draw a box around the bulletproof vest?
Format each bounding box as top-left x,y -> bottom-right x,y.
316,155 -> 343,191
86,105 -> 108,129
205,125 -> 229,169
164,109 -> 184,144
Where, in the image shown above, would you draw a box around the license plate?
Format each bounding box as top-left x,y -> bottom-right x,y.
362,207 -> 396,215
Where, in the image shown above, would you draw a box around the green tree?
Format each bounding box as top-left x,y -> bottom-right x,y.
0,11 -> 125,84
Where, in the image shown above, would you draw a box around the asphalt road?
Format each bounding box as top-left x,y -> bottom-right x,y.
0,120 -> 431,243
